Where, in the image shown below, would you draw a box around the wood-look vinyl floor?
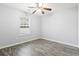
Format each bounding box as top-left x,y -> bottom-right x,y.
0,39 -> 79,56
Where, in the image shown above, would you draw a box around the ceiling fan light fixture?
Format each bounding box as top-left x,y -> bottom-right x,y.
28,3 -> 52,14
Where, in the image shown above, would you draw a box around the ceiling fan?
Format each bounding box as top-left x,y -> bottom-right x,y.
28,3 -> 52,14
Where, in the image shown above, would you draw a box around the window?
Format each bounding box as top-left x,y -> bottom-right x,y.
20,14 -> 30,34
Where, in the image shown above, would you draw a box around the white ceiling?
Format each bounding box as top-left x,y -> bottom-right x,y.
1,3 -> 78,15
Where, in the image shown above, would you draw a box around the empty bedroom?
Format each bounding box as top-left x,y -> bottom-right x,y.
0,3 -> 79,56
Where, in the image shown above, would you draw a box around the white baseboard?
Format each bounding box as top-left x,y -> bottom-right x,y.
42,37 -> 79,48
0,36 -> 40,49
0,36 -> 78,49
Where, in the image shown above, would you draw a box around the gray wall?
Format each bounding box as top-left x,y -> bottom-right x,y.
0,5 -> 41,48
0,4 -> 78,48
78,5 -> 79,47
41,6 -> 78,47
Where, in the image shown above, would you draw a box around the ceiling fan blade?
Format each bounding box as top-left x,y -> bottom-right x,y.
32,10 -> 37,14
28,6 -> 36,8
43,8 -> 52,11
41,10 -> 45,14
